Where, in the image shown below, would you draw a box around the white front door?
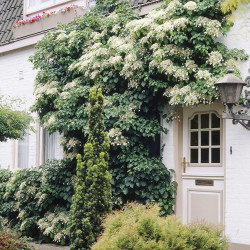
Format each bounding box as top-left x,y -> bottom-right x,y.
182,104 -> 224,225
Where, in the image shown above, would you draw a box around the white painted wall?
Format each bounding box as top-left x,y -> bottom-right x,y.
162,3 -> 250,245
218,3 -> 250,245
0,46 -> 63,170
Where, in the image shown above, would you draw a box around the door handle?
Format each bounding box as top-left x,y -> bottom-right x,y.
182,157 -> 189,173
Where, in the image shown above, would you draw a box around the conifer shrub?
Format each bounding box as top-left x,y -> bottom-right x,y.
69,87 -> 111,249
92,203 -> 229,250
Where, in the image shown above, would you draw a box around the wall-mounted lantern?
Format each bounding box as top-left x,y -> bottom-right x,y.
215,68 -> 250,130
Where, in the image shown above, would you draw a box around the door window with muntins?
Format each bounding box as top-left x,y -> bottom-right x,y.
189,112 -> 221,165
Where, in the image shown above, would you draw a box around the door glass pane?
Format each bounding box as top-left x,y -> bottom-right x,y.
212,148 -> 220,163
191,115 -> 198,129
191,149 -> 198,163
212,131 -> 220,145
201,114 -> 209,128
191,132 -> 198,146
212,113 -> 220,128
201,131 -> 209,146
201,148 -> 209,163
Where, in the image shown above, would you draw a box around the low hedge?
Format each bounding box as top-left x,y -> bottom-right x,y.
92,203 -> 229,250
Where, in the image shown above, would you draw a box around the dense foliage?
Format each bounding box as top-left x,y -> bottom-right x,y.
0,160 -> 74,245
69,87 -> 111,249
0,97 -> 32,142
221,0 -> 250,13
92,203 -> 229,250
30,0 -> 248,214
0,231 -> 35,250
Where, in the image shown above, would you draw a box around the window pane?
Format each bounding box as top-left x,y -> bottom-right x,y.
44,130 -> 56,162
212,131 -> 220,145
212,148 -> 220,163
212,113 -> 220,128
201,131 -> 209,146
191,149 -> 198,163
201,114 -> 209,128
18,133 -> 29,169
191,132 -> 198,146
201,148 -> 209,163
29,0 -> 51,8
191,115 -> 198,129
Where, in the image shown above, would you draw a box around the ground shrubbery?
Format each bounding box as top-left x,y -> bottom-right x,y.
93,203 -> 229,250
0,231 -> 35,250
0,160 -> 74,245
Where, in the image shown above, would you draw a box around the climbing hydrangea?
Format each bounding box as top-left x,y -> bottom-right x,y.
30,0 -> 248,217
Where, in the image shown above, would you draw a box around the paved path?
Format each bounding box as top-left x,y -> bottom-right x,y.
31,243 -> 69,250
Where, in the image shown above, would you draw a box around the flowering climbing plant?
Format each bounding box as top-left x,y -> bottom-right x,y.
30,0 -> 248,214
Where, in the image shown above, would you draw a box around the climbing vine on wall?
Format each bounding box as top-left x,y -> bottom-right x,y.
30,0 -> 248,214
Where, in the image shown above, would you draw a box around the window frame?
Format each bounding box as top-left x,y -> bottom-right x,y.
25,0 -> 74,15
188,111 -> 223,167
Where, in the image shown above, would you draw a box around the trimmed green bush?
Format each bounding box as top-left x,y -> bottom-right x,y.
92,203 -> 229,250
69,87 -> 111,249
0,160 -> 74,245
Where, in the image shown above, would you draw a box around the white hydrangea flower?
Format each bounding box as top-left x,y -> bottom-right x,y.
179,85 -> 191,95
174,68 -> 189,81
185,60 -> 197,71
196,69 -> 211,79
111,24 -> 121,34
67,138 -> 81,149
18,210 -> 25,219
14,190 -> 23,200
46,88 -> 58,95
60,91 -> 70,99
165,0 -> 181,14
205,27 -> 220,37
27,186 -> 36,195
20,221 -> 27,231
153,49 -> 165,59
38,194 -> 47,206
109,56 -> 123,65
184,92 -> 199,105
56,33 -> 67,40
64,80 -> 78,90
128,80 -> 139,88
149,60 -> 160,69
184,1 -> 197,11
19,181 -> 26,190
108,128 -> 128,146
90,32 -> 102,41
173,17 -> 188,28
207,51 -> 223,67
46,114 -> 56,126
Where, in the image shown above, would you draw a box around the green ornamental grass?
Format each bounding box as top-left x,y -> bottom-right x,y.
93,203 -> 229,250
